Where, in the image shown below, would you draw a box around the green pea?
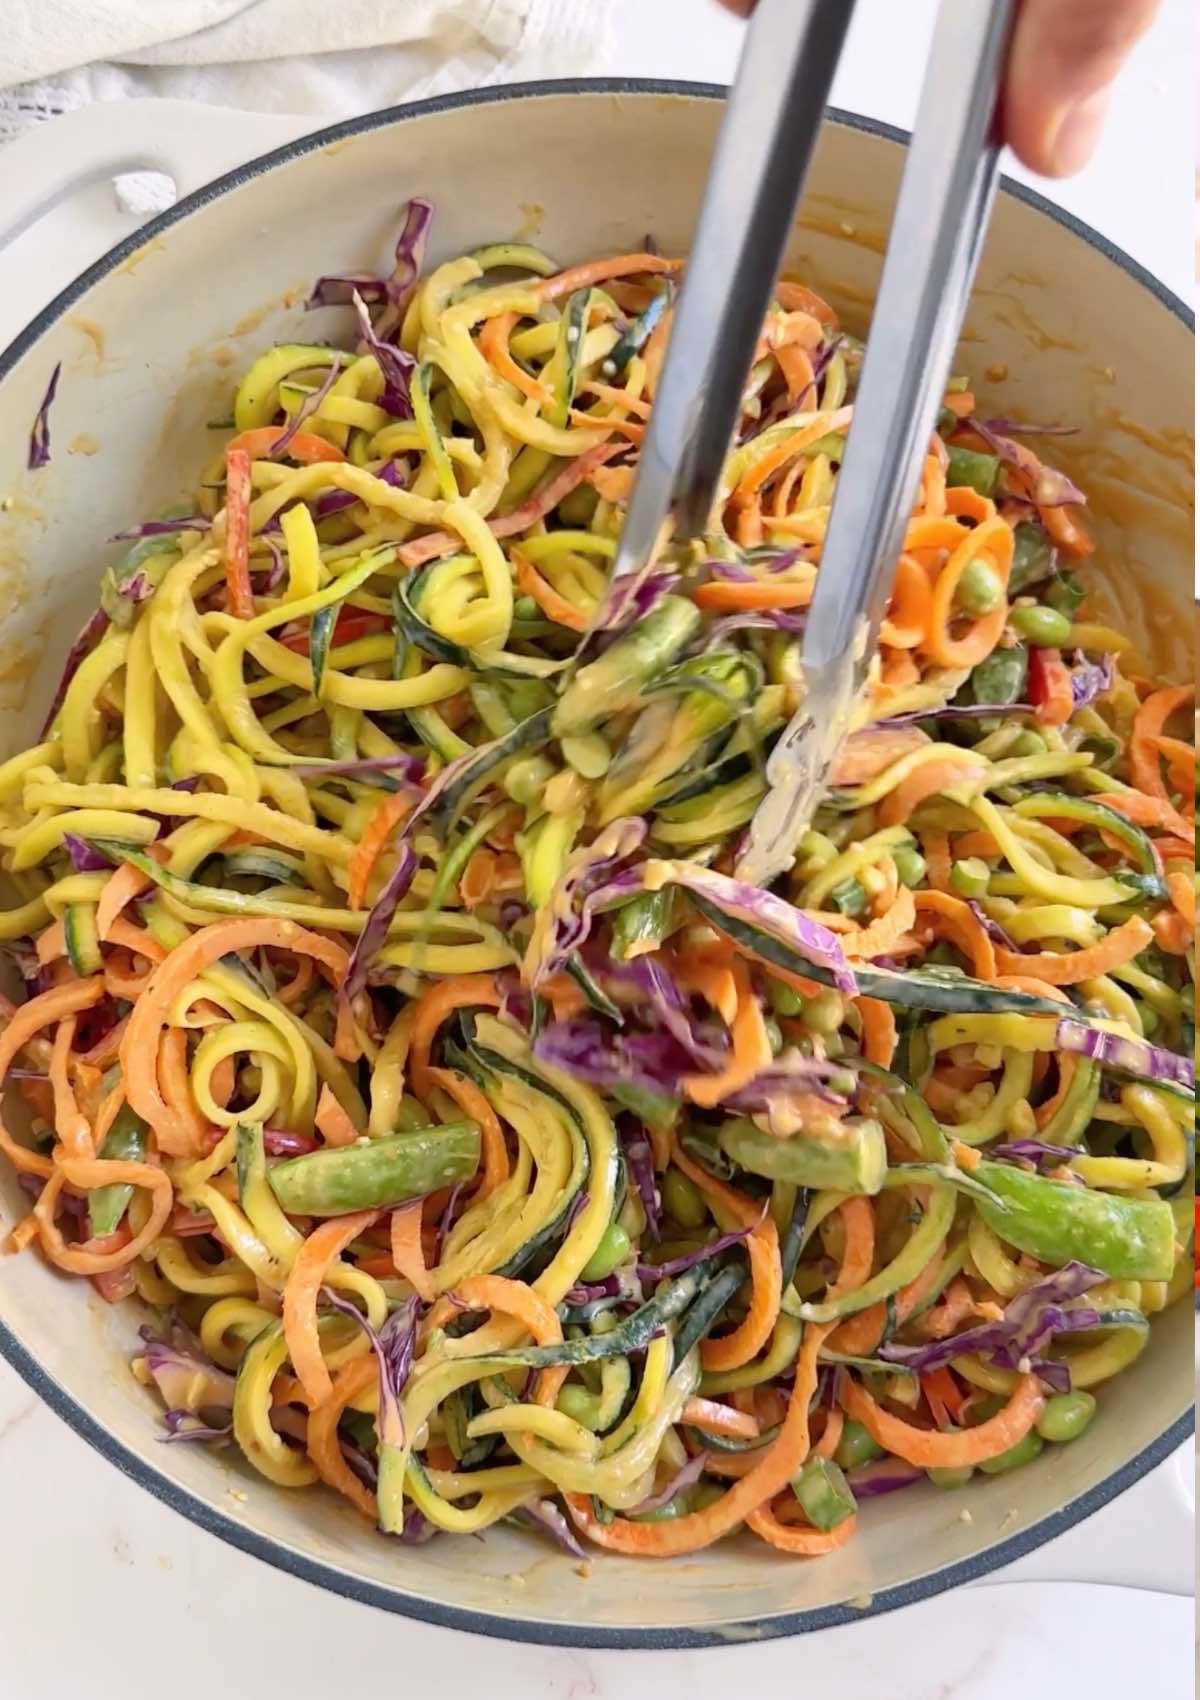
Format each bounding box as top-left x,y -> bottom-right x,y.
978,1430 -> 1045,1475
513,595 -> 539,621
956,557 -> 1006,616
950,857 -> 990,899
556,1384 -> 601,1431
579,1222 -> 632,1281
834,1419 -> 884,1471
927,1465 -> 975,1489
803,989 -> 845,1035
663,1169 -> 708,1230
1009,604 -> 1073,647
893,845 -> 928,889
946,445 -> 1000,499
768,980 -> 805,1017
764,1015 -> 784,1056
1035,1391 -> 1096,1444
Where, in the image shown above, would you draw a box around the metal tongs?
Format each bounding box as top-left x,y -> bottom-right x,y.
600,0 -> 1016,887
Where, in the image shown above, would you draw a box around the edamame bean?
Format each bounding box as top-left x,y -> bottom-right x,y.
1009,604 -> 1072,647
267,1121 -> 480,1216
978,1430 -> 1044,1474
927,1465 -> 975,1489
956,557 -> 1006,615
580,1222 -> 632,1282
1035,1391 -> 1096,1444
834,1419 -> 884,1471
663,1169 -> 708,1229
504,754 -> 556,805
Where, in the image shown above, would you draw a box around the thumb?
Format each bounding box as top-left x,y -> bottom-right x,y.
1003,0 -> 1161,176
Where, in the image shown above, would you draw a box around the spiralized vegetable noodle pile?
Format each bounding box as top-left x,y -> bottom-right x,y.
3,201 -> 1194,1559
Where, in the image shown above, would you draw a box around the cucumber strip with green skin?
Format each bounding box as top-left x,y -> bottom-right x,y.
1038,1058 -> 1102,1146
64,904 -> 102,976
798,1188 -> 957,1322
309,605 -> 337,698
267,1122 -> 480,1216
392,568 -> 473,670
718,1117 -> 887,1196
552,598 -> 702,738
479,1265 -> 710,1368
779,1187 -> 811,1289
469,242 -> 559,278
972,1159 -> 1176,1281
220,850 -> 306,883
432,708 -> 553,828
1009,792 -> 1163,878
88,1105 -> 148,1237
565,957 -> 624,1023
605,286 -> 671,376
875,1086 -> 951,1163
686,891 -> 1065,1017
670,1262 -> 744,1370
610,888 -> 676,961
687,1418 -> 781,1455
412,362 -> 459,499
652,750 -> 754,812
548,289 -> 592,428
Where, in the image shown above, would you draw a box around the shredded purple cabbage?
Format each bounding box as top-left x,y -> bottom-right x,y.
879,1261 -> 1107,1382
1057,1019 -> 1195,1091
619,1121 -> 661,1237
974,418 -> 1078,438
967,900 -> 1018,951
109,516 -> 209,542
39,607 -> 108,737
594,569 -> 675,633
342,843 -> 418,1003
271,361 -> 341,459
263,1127 -> 320,1155
400,1507 -> 439,1544
534,1018 -> 691,1097
525,818 -> 647,989
515,1499 -> 587,1558
845,1456 -> 923,1499
602,954 -> 729,1070
635,1215 -> 757,1282
1067,650 -> 1116,710
313,456 -> 405,518
139,1324 -> 236,1413
988,1139 -> 1082,1171
306,196 -> 433,313
27,362 -> 61,470
322,1289 -> 421,1450
62,832 -> 114,873
159,1409 -> 233,1445
971,420 -> 1087,507
629,1450 -> 710,1515
352,289 -> 416,418
291,753 -> 425,783
877,702 -> 1037,729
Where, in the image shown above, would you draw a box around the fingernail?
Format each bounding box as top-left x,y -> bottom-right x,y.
1048,89 -> 1109,176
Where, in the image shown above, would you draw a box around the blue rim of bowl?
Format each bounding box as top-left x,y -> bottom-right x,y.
0,77 -> 1192,1650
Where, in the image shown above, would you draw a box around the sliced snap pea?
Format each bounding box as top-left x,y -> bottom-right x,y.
927,1465 -> 975,1489
1036,1391 -> 1096,1444
978,1430 -> 1044,1475
791,1455 -> 857,1529
611,888 -> 676,962
950,857 -> 991,899
971,643 -> 1029,706
834,1419 -> 884,1472
946,446 -> 1000,498
829,877 -> 869,918
1009,522 -> 1055,593
88,1105 -> 149,1238
719,1116 -> 886,1196
267,1121 -> 480,1216
1009,604 -> 1073,646
973,1159 -> 1176,1281
893,845 -> 928,889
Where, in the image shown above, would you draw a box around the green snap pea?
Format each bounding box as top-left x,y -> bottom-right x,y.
266,1121 -> 480,1217
829,877 -> 869,918
950,857 -> 991,899
978,1430 -> 1044,1475
791,1455 -> 857,1530
663,1169 -> 709,1230
946,445 -> 1000,499
580,1222 -> 632,1282
973,1159 -> 1176,1281
88,1105 -> 149,1238
927,1465 -> 975,1489
1009,604 -> 1073,646
834,1419 -> 884,1471
971,643 -> 1029,705
893,845 -> 928,889
956,557 -> 1006,615
1036,1391 -> 1096,1444
1043,572 -> 1085,618
611,888 -> 676,962
719,1116 -> 887,1196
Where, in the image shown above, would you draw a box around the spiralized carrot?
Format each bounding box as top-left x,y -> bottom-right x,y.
121,919 -> 348,1157
479,312 -> 552,405
347,792 -> 413,910
0,979 -> 104,1179
877,753 -> 987,829
409,974 -> 504,1102
838,886 -> 916,960
428,1065 -> 509,1196
912,890 -> 997,979
671,1137 -> 781,1373
681,962 -> 774,1108
284,1209 -> 379,1407
225,427 -> 345,464
307,1354 -> 377,1518
881,553 -> 934,649
34,1156 -> 172,1274
389,1200 -> 434,1301
995,915 -> 1155,985
513,547 -> 588,631
49,1018 -> 94,1159
223,446 -> 255,620
841,1371 -> 1045,1468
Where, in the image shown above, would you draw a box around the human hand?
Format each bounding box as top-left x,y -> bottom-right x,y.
715,0 -> 1161,177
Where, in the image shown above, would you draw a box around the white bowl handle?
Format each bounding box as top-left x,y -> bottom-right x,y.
0,98 -> 309,256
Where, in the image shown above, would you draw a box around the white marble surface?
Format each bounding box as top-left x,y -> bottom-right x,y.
0,2 -> 1194,1695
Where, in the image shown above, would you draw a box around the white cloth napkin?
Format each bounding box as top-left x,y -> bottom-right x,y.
0,0 -> 615,141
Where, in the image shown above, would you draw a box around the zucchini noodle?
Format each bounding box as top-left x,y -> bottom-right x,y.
2,205 -> 1193,1564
